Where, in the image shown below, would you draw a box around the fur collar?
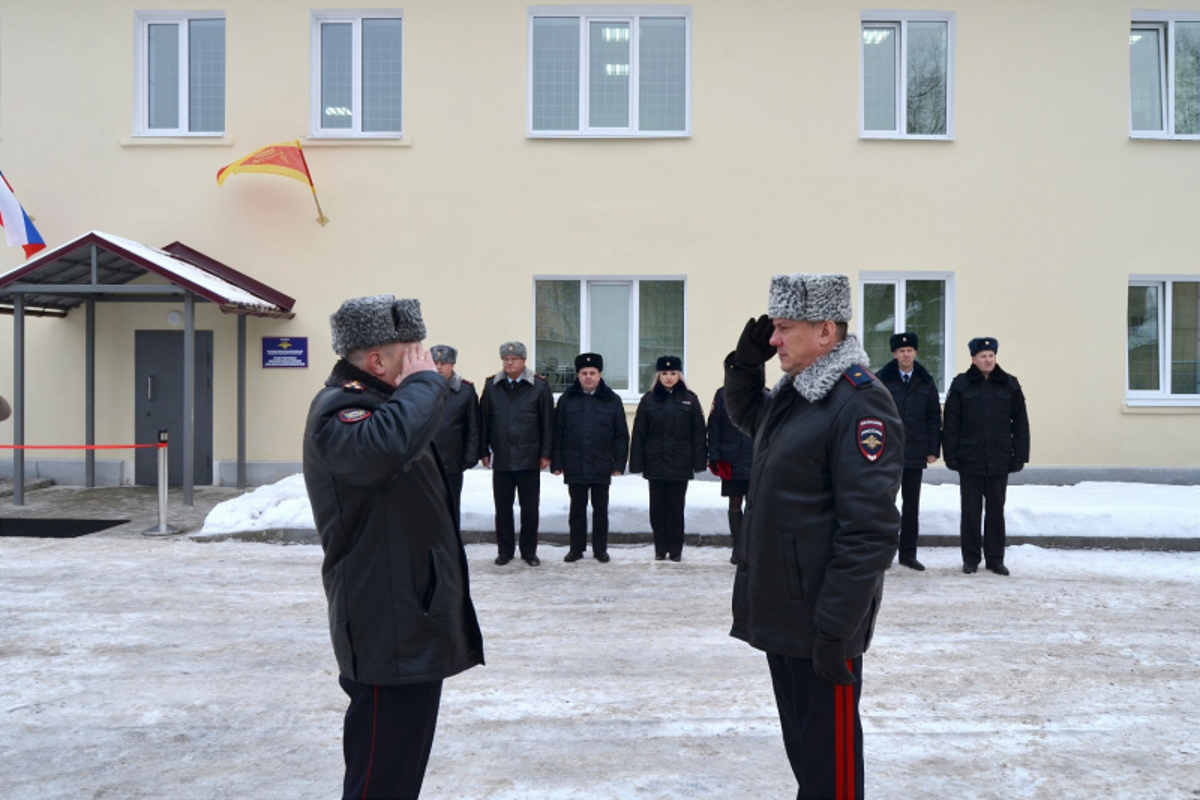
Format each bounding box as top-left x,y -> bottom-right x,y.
774,335 -> 870,403
447,371 -> 463,392
325,359 -> 396,397
565,378 -> 616,399
965,363 -> 1012,384
653,377 -> 692,400
492,367 -> 535,386
877,358 -> 934,385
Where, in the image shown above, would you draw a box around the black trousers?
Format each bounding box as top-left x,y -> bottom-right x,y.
493,469 -> 540,559
445,471 -> 464,528
899,468 -> 925,560
647,479 -> 688,558
959,472 -> 1009,567
340,676 -> 443,800
767,653 -> 864,800
568,482 -> 610,555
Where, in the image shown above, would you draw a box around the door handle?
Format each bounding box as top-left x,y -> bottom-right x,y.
147,376 -> 154,401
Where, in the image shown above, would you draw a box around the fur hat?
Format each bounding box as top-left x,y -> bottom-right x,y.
969,337 -> 998,356
656,355 -> 682,371
329,295 -> 425,358
767,274 -> 852,322
499,341 -> 527,359
575,352 -> 603,372
430,344 -> 458,364
890,332 -> 919,351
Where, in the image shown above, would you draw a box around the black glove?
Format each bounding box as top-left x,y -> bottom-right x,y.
1009,460 -> 1024,473
812,630 -> 855,685
734,315 -> 776,367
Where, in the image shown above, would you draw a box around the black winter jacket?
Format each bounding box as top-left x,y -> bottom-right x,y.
302,360 -> 484,686
551,378 -> 630,484
706,387 -> 754,481
479,369 -> 554,471
433,372 -> 480,474
725,339 -> 901,660
942,364 -> 1030,477
629,379 -> 707,482
876,359 -> 942,469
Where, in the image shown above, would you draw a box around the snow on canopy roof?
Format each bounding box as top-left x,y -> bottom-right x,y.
0,230 -> 294,318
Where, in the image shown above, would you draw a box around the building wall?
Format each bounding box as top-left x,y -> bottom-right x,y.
1,0 -> 1198,479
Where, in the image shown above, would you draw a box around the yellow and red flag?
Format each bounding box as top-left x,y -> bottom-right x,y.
216,140 -> 328,225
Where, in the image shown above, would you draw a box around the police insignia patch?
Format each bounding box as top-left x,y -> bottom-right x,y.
338,408 -> 372,424
342,381 -> 365,393
857,418 -> 885,462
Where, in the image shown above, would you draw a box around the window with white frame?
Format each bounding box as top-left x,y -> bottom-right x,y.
1128,279 -> 1200,402
311,11 -> 402,137
535,278 -> 685,396
528,6 -> 691,137
860,12 -> 954,139
134,12 -> 225,135
1130,15 -> 1200,137
859,275 -> 953,392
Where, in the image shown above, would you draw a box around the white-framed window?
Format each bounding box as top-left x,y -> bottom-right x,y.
1130,14 -> 1200,138
534,277 -> 686,398
859,273 -> 954,394
310,10 -> 403,137
1127,277 -> 1200,404
860,11 -> 954,140
133,12 -> 226,136
527,6 -> 691,137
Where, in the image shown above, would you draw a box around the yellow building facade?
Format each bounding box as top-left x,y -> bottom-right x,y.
1,0 -> 1198,485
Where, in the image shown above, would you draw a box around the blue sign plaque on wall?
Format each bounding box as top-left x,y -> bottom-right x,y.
262,337 -> 308,368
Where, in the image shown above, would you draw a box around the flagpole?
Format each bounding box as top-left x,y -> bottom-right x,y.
311,187 -> 329,227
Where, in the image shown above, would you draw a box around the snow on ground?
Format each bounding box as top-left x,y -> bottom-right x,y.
2,538 -> 1199,799
199,469 -> 1200,539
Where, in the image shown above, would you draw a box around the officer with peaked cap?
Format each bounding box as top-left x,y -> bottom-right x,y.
302,295 -> 483,799
942,337 -> 1030,576
479,341 -> 554,566
724,274 -> 901,799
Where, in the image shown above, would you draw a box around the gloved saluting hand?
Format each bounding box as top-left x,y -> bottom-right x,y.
812,630 -> 855,685
734,314 -> 777,367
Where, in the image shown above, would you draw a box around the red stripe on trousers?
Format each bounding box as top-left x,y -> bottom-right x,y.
362,686 -> 379,800
836,661 -> 856,800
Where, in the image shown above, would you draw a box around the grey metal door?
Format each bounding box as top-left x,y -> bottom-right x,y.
134,331 -> 214,486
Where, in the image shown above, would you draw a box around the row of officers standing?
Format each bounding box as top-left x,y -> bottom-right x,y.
431,331 -> 1030,575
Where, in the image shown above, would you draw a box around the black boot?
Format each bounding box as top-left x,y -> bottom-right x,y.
728,508 -> 743,565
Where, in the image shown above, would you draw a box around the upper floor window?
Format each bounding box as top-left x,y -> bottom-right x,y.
859,274 -> 953,393
311,11 -> 403,137
1130,15 -> 1200,138
860,11 -> 954,140
528,6 -> 691,137
1128,278 -> 1200,404
534,277 -> 685,397
134,12 -> 225,135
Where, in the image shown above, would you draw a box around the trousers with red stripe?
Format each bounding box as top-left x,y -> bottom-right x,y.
340,676 -> 442,800
767,653 -> 864,800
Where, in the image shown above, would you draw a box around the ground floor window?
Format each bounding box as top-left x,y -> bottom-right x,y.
1128,279 -> 1200,402
859,273 -> 952,392
534,277 -> 685,397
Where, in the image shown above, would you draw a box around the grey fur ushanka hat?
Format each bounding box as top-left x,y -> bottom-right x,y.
430,344 -> 458,364
767,274 -> 852,323
329,295 -> 426,357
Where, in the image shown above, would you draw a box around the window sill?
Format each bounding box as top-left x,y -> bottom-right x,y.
301,137 -> 411,148
121,135 -> 234,147
860,133 -> 955,142
1129,133 -> 1200,141
527,132 -> 690,139
1122,401 -> 1200,413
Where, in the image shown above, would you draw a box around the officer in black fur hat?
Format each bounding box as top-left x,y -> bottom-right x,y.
551,352 -> 630,562
876,332 -> 942,571
430,344 -> 480,525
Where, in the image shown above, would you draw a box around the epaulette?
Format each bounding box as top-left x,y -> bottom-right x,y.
535,373 -> 547,381
342,380 -> 365,393
462,378 -> 474,386
842,365 -> 874,388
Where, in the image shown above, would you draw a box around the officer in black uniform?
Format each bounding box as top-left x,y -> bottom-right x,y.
430,344 -> 480,525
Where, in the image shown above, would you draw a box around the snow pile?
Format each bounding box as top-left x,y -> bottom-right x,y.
199,473 -> 315,532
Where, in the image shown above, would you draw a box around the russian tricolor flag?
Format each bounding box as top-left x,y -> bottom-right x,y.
0,170 -> 46,259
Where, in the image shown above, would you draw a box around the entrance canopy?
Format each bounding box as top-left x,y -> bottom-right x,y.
0,232 -> 296,507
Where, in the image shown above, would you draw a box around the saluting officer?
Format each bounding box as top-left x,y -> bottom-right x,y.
430,344 -> 480,525
551,352 -> 630,563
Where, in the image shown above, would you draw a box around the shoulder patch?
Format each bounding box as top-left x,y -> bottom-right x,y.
338,408 -> 372,424
342,380 -> 365,394
842,365 -> 874,388
857,418 -> 886,462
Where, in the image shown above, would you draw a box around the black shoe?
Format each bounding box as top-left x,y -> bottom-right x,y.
523,555 -> 541,567
668,554 -> 682,562
963,564 -> 978,574
595,552 -> 610,563
899,557 -> 926,572
563,551 -> 583,563
494,555 -> 512,566
655,553 -> 666,561
986,563 -> 1010,576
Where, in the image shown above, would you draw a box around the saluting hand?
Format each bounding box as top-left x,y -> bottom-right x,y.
396,344 -> 437,387
734,314 -> 777,367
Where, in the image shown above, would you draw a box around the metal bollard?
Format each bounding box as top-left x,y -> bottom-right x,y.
143,430 -> 178,536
